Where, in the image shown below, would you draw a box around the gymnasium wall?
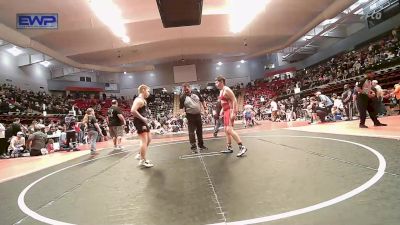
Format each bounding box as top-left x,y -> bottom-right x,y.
0,47 -> 50,92
99,58 -> 266,96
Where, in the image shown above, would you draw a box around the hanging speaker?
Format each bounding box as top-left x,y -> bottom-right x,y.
156,0 -> 203,28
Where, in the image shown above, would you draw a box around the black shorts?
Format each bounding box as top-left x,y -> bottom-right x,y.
134,120 -> 150,134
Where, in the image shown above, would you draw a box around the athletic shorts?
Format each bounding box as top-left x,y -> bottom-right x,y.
223,109 -> 235,127
134,120 -> 150,134
109,126 -> 124,138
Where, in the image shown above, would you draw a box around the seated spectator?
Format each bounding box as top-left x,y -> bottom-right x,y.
58,128 -> 68,149
8,131 -> 26,157
332,95 -> 344,111
26,124 -> 47,156
331,106 -> 343,120
0,122 -> 7,159
46,139 -> 55,154
315,91 -> 333,111
309,97 -> 328,123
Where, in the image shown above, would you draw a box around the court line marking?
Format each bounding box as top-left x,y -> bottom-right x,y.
16,135 -> 386,225
180,152 -> 222,160
198,152 -> 227,222
208,135 -> 386,225
16,141 -> 200,225
257,138 -> 400,177
286,128 -> 400,140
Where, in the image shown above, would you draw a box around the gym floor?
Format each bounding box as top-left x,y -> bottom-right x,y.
0,117 -> 399,225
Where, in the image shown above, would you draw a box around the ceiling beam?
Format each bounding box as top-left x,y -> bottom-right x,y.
0,23 -> 155,73
281,0 -> 370,60
246,0 -> 357,59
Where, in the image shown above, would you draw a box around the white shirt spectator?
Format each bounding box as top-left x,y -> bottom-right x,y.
10,136 -> 25,150
244,104 -> 253,110
0,123 -> 5,139
333,98 -> 344,110
271,101 -> 278,112
372,81 -> 384,98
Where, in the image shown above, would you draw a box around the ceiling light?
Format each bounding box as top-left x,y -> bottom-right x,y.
301,35 -> 313,41
40,61 -> 51,67
240,60 -> 245,63
6,46 -> 23,56
89,0 -> 130,43
229,0 -> 270,33
122,35 -> 130,43
124,71 -> 127,74
354,8 -> 364,15
321,18 -> 339,26
217,62 -> 223,66
369,2 -> 377,10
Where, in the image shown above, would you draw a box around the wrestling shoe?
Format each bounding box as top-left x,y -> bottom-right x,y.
237,145 -> 248,157
221,146 -> 233,154
138,159 -> 154,168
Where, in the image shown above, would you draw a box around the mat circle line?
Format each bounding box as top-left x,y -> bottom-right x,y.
17,135 -> 386,225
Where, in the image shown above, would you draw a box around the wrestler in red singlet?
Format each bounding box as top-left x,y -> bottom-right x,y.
215,75 -> 248,157
219,87 -> 234,127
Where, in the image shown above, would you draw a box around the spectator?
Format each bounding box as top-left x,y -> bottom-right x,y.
107,99 -> 126,150
315,91 -> 333,111
26,125 -> 47,156
372,80 -> 386,116
342,84 -> 354,120
0,122 -> 8,159
391,82 -> 400,114
310,97 -> 328,123
271,97 -> 279,122
46,139 -> 55,154
83,108 -> 104,155
9,118 -> 21,137
9,131 -> 26,157
64,111 -> 79,151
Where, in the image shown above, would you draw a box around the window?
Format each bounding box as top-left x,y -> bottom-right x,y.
80,77 -> 92,82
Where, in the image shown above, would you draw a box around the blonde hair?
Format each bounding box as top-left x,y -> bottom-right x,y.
82,108 -> 94,124
138,84 -> 150,94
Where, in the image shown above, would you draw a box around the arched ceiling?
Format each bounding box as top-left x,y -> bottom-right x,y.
0,0 -> 356,71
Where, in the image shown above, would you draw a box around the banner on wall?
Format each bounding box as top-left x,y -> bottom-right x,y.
105,83 -> 118,91
173,64 -> 197,83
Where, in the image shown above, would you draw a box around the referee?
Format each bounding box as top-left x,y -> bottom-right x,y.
180,83 -> 208,153
355,71 -> 387,128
